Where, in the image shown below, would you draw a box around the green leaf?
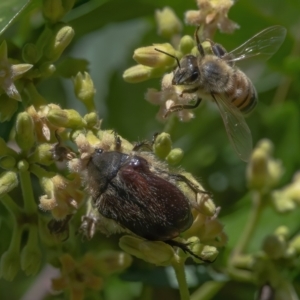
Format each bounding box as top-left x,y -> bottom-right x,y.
0,0 -> 41,35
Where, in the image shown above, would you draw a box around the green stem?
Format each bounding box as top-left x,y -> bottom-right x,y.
1,194 -> 23,216
171,257 -> 190,300
19,169 -> 36,214
30,163 -> 55,178
191,281 -> 225,300
163,114 -> 177,135
230,191 -> 263,264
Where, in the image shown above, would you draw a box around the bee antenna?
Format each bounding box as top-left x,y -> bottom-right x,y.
154,48 -> 180,68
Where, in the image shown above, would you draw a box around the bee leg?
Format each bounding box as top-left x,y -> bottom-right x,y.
165,239 -> 214,263
164,98 -> 202,117
194,27 -> 205,57
180,86 -> 199,96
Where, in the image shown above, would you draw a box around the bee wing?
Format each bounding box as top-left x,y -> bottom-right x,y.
212,93 -> 253,162
224,25 -> 287,63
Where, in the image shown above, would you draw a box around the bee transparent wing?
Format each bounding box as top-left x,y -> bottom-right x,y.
212,93 -> 252,162
225,25 -> 287,63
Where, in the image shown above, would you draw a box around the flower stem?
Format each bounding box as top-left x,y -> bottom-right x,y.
230,191 -> 263,264
190,281 -> 225,300
1,193 -> 22,216
171,257 -> 190,300
19,169 -> 37,214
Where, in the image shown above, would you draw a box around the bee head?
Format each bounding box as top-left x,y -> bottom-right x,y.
172,55 -> 200,85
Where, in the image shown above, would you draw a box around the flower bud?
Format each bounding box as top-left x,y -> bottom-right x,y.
73,72 -> 96,111
179,35 -> 195,55
166,148 -> 184,165
43,0 -> 66,23
123,64 -> 164,83
0,94 -> 18,122
84,112 -> 99,128
274,226 -> 289,239
22,43 -> 40,64
0,250 -> 20,281
29,143 -> 54,165
39,62 -> 56,78
0,156 -> 16,170
21,238 -> 42,275
246,139 -> 283,192
15,112 -> 36,152
119,235 -> 174,266
288,234 -> 300,255
153,132 -> 172,159
96,251 -> 132,275
0,171 -> 18,197
187,237 -> 218,263
47,107 -> 86,128
43,23 -> 74,62
18,160 -> 29,172
262,234 -> 286,259
11,64 -> 34,80
155,7 -> 182,38
133,43 -> 176,68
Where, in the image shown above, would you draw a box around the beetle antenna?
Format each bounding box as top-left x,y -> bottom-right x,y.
154,48 -> 180,68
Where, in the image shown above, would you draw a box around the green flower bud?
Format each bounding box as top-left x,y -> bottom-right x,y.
65,109 -> 86,128
288,235 -> 300,255
43,23 -> 74,62
46,107 -> 67,126
271,190 -> 296,213
0,171 -> 18,197
155,7 -> 182,38
262,234 -> 286,259
0,137 -> 17,158
274,226 -> 289,239
153,132 -> 172,159
133,43 -> 176,68
29,143 -> 54,165
187,237 -> 218,263
84,112 -> 99,128
0,94 -> 18,122
179,35 -> 195,55
246,139 -> 283,192
119,235 -> 174,266
166,148 -> 184,165
0,156 -> 16,170
15,112 -> 36,152
22,43 -> 40,64
47,107 -> 86,128
18,160 -> 29,172
73,72 -> 96,111
21,237 -> 42,276
39,62 -> 56,78
96,251 -> 132,276
42,0 -> 66,23
123,64 -> 165,83
0,250 -> 20,281
11,64 -> 33,80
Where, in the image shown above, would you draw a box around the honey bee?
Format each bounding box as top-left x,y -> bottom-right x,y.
156,25 -> 287,162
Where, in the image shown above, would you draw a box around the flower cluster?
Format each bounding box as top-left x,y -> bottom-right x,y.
123,2 -> 239,122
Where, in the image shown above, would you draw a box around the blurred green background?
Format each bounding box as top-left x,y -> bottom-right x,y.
0,0 -> 299,299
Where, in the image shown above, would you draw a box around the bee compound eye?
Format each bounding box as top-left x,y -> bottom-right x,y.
190,70 -> 199,81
